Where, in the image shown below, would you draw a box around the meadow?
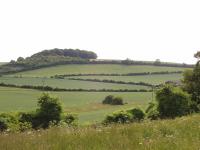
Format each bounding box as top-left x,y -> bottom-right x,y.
0,87 -> 152,123
11,64 -> 189,77
0,114 -> 199,150
0,64 -> 189,124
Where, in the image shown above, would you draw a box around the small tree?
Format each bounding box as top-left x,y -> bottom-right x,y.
156,85 -> 191,119
35,93 -> 63,128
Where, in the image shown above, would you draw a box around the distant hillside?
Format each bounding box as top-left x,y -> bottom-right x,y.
0,48 -> 194,75
0,49 -> 97,74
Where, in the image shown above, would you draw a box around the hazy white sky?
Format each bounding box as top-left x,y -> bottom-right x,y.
0,0 -> 199,64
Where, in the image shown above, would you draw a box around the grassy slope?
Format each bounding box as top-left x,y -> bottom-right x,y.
69,73 -> 182,85
0,77 -> 150,90
0,87 -> 152,123
0,114 -> 200,150
11,64 -> 189,77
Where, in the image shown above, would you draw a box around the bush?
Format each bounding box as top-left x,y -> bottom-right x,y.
104,110 -> 132,124
102,95 -> 114,104
0,118 -> 8,132
147,109 -> 160,120
35,93 -> 63,128
128,108 -> 145,121
0,113 -> 19,132
145,102 -> 160,120
63,113 -> 78,126
102,95 -> 124,105
156,85 -> 191,119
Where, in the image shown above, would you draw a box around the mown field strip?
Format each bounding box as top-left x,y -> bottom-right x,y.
10,64 -> 189,77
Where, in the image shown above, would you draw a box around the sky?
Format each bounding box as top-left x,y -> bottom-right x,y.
0,0 -> 199,64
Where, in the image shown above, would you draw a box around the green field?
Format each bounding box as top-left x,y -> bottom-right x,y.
68,73 -> 182,85
0,87 -> 152,123
0,64 -> 189,123
0,77 -> 150,90
11,64 -> 189,77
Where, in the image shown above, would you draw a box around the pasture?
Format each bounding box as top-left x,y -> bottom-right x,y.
0,64 -> 189,123
11,64 -> 189,77
0,87 -> 152,123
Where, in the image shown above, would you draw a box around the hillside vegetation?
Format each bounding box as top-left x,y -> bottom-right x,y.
0,114 -> 200,150
0,87 -> 152,123
0,49 -> 97,74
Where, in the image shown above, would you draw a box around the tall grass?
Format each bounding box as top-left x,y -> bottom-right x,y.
0,114 -> 200,150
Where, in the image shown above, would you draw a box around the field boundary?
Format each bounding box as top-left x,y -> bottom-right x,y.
67,78 -> 160,87
51,71 -> 183,78
0,82 -> 153,92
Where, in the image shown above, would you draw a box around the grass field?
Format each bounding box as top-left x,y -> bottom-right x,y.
0,87 -> 152,123
0,77 -> 150,90
0,64 -> 190,124
68,73 -> 182,85
11,64 -> 189,77
0,114 -> 200,150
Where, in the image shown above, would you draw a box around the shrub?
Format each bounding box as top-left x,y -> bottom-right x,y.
0,118 -> 8,132
156,85 -> 191,119
0,113 -> 19,132
103,110 -> 132,124
128,108 -> 145,121
102,95 -> 124,105
147,109 -> 160,120
18,122 -> 32,132
18,112 -> 35,123
35,93 -> 63,128
145,102 -> 160,120
102,95 -> 114,104
63,113 -> 78,126
112,97 -> 124,105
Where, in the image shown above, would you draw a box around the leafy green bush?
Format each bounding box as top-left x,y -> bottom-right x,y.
145,102 -> 160,120
102,95 -> 124,105
156,85 -> 191,119
35,93 -> 63,128
103,110 -> 132,124
0,118 -> 8,132
0,113 -> 19,132
128,108 -> 145,121
63,113 -> 78,126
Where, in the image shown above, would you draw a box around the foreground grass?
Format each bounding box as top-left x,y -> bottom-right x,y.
1,114 -> 200,150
